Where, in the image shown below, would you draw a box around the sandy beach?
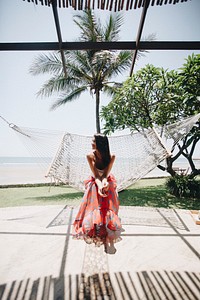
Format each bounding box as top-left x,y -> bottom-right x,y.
0,164 -> 51,185
1,158 -> 200,186
0,163 -> 170,186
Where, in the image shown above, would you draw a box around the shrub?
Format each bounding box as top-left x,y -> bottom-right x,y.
166,175 -> 200,198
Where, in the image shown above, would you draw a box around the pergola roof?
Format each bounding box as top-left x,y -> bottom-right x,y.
24,0 -> 190,12
1,0 -> 198,76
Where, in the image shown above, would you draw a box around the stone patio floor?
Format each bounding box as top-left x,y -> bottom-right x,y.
0,205 -> 199,299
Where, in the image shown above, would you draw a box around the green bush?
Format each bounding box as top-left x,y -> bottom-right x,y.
166,175 -> 200,198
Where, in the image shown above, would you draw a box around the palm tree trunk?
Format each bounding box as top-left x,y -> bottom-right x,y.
95,89 -> 101,133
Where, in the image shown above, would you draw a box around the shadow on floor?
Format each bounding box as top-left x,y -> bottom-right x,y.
0,270 -> 199,300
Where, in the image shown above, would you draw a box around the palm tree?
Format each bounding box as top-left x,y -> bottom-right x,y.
30,10 -> 137,133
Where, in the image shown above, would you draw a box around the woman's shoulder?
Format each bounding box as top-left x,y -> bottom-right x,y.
109,154 -> 115,166
86,152 -> 95,160
111,154 -> 115,160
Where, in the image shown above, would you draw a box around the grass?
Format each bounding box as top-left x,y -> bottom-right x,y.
0,185 -> 83,208
0,177 -> 199,210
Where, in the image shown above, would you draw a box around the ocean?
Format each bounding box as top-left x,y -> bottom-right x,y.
0,157 -> 52,185
0,156 -> 199,186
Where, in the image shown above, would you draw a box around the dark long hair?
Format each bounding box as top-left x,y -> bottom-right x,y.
94,134 -> 111,168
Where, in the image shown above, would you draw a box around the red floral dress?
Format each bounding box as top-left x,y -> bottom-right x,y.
73,174 -> 122,246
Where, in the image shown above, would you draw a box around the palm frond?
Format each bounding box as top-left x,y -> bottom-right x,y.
50,86 -> 88,110
104,14 -> 124,41
68,51 -> 94,76
102,84 -> 117,96
101,50 -> 132,79
67,64 -> 93,84
37,75 -> 84,98
73,10 -> 102,42
29,53 -> 63,75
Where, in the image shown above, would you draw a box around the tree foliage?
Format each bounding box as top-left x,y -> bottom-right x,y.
101,64 -> 187,133
101,54 -> 200,183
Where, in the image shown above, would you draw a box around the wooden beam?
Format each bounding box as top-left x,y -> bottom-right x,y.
51,0 -> 67,77
129,0 -> 150,76
0,41 -> 200,51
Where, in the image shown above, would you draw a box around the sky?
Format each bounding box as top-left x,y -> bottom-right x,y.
0,0 -> 200,157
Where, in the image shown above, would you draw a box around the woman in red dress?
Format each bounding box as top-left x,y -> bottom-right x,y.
73,134 -> 123,253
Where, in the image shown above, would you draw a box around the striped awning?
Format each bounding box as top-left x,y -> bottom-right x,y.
24,0 -> 190,12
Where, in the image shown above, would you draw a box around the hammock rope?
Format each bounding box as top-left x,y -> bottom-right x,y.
164,113 -> 200,146
1,113 -> 199,191
45,128 -> 171,191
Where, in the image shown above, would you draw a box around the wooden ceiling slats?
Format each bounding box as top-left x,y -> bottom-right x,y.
109,0 -> 113,11
142,0 -> 146,6
133,0 -> 138,9
72,0 -> 76,9
120,0 -> 124,11
126,0 -> 130,10
23,0 -> 189,10
121,0 -> 125,10
114,0 -> 117,11
105,0 -> 108,9
101,0 -> 105,10
92,0 -> 95,9
117,0 -> 121,11
138,0 -> 143,8
106,0 -> 110,10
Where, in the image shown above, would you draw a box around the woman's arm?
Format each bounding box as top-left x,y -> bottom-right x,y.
102,154 -> 115,178
86,153 -> 100,179
100,154 -> 115,194
86,153 -> 115,179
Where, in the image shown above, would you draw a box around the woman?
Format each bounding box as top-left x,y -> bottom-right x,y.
73,133 -> 123,253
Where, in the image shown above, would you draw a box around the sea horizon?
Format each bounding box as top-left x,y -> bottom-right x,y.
0,156 -> 199,186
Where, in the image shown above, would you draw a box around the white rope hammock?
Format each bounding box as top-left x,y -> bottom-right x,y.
45,128 -> 170,191
164,113 -> 200,144
1,113 -> 199,191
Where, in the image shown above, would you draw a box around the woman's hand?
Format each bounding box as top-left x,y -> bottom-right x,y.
98,187 -> 107,197
95,178 -> 109,197
102,178 -> 109,193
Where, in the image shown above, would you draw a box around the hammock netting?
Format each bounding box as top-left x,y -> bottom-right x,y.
46,129 -> 170,191
164,113 -> 200,144
6,112 -> 199,191
10,126 -> 169,191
